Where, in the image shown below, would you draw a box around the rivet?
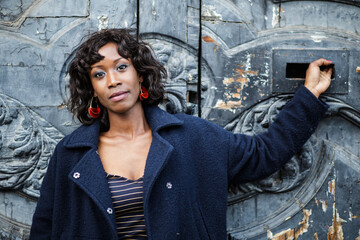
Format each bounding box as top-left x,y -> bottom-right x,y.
166,182 -> 172,189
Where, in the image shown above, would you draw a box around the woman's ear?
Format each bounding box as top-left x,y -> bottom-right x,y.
139,76 -> 144,83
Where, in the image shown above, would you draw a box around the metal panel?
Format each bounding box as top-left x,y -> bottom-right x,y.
272,49 -> 349,94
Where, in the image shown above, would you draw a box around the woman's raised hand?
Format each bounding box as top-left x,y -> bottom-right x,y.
304,58 -> 333,98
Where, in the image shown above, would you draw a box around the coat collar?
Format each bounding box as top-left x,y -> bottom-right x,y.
63,105 -> 184,149
63,106 -> 183,238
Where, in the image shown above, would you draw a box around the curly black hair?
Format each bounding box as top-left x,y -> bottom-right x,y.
68,28 -> 167,129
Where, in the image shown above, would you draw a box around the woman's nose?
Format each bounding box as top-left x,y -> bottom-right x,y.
107,72 -> 121,87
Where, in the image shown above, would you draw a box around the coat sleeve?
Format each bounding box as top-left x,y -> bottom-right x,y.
29,143 -> 59,239
227,86 -> 328,185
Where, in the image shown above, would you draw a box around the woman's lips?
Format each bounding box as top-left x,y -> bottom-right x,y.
109,91 -> 129,101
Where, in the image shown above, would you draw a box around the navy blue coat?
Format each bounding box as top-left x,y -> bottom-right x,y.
30,86 -> 328,239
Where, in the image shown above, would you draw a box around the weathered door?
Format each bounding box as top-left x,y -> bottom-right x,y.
0,0 -> 359,239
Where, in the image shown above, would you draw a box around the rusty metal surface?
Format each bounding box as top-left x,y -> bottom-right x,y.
0,0 -> 360,239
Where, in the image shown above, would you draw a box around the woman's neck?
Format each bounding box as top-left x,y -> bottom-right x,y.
104,103 -> 150,140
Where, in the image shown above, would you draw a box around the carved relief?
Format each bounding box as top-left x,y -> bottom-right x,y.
226,95 -> 314,204
143,34 -> 216,117
226,94 -> 360,238
0,0 -> 37,26
0,93 -> 64,198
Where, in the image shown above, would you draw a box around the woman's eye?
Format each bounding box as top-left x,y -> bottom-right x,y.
93,72 -> 105,78
117,64 -> 128,71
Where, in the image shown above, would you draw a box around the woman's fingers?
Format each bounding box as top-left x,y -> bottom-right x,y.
304,58 -> 333,98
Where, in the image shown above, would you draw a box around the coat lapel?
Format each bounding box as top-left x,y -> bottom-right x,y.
68,148 -> 118,238
62,106 -> 183,239
142,131 -> 174,206
64,121 -> 117,238
142,106 -> 183,207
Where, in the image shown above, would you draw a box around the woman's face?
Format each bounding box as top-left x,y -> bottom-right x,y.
89,42 -> 143,115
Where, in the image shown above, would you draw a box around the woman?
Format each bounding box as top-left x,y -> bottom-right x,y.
30,28 -> 332,239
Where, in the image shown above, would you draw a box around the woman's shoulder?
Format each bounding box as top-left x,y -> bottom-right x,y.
57,121 -> 101,149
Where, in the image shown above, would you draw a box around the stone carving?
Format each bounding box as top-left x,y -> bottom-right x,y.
0,93 -> 64,198
0,0 -> 36,26
142,34 -> 216,117
226,94 -> 360,204
225,95 -> 313,204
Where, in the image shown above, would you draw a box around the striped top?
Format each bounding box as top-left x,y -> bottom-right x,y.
107,173 -> 148,239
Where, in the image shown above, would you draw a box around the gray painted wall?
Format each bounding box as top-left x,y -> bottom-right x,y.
0,0 -> 360,239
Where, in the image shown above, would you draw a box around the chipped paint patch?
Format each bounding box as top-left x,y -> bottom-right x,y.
327,203 -> 344,240
214,99 -> 242,111
216,60 -> 257,111
97,15 -> 109,31
272,6 -> 279,28
311,35 -> 327,43
315,198 -> 319,206
223,77 -> 235,85
328,179 -> 335,197
349,211 -> 360,221
295,209 -> 312,238
57,102 -> 67,110
202,36 -> 219,51
267,209 -> 312,240
314,232 -> 319,240
202,5 -> 222,21
320,200 -> 328,213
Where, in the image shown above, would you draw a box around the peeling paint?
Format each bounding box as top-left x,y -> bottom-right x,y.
267,209 -> 312,240
271,6 -> 279,28
311,35 -> 327,43
214,99 -> 242,111
151,0 -> 157,16
57,103 -> 67,110
349,211 -> 360,221
217,59 -> 258,111
202,5 -> 222,21
320,200 -> 327,213
223,77 -> 235,85
315,198 -> 319,206
328,179 -> 336,198
202,36 -> 219,51
97,15 -> 108,31
314,232 -> 319,240
327,203 -> 344,240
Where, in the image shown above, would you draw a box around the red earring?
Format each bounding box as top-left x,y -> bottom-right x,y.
88,97 -> 101,118
139,85 -> 149,101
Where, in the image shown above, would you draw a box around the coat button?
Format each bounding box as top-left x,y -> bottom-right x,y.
73,172 -> 80,179
166,182 -> 172,189
107,208 -> 113,214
